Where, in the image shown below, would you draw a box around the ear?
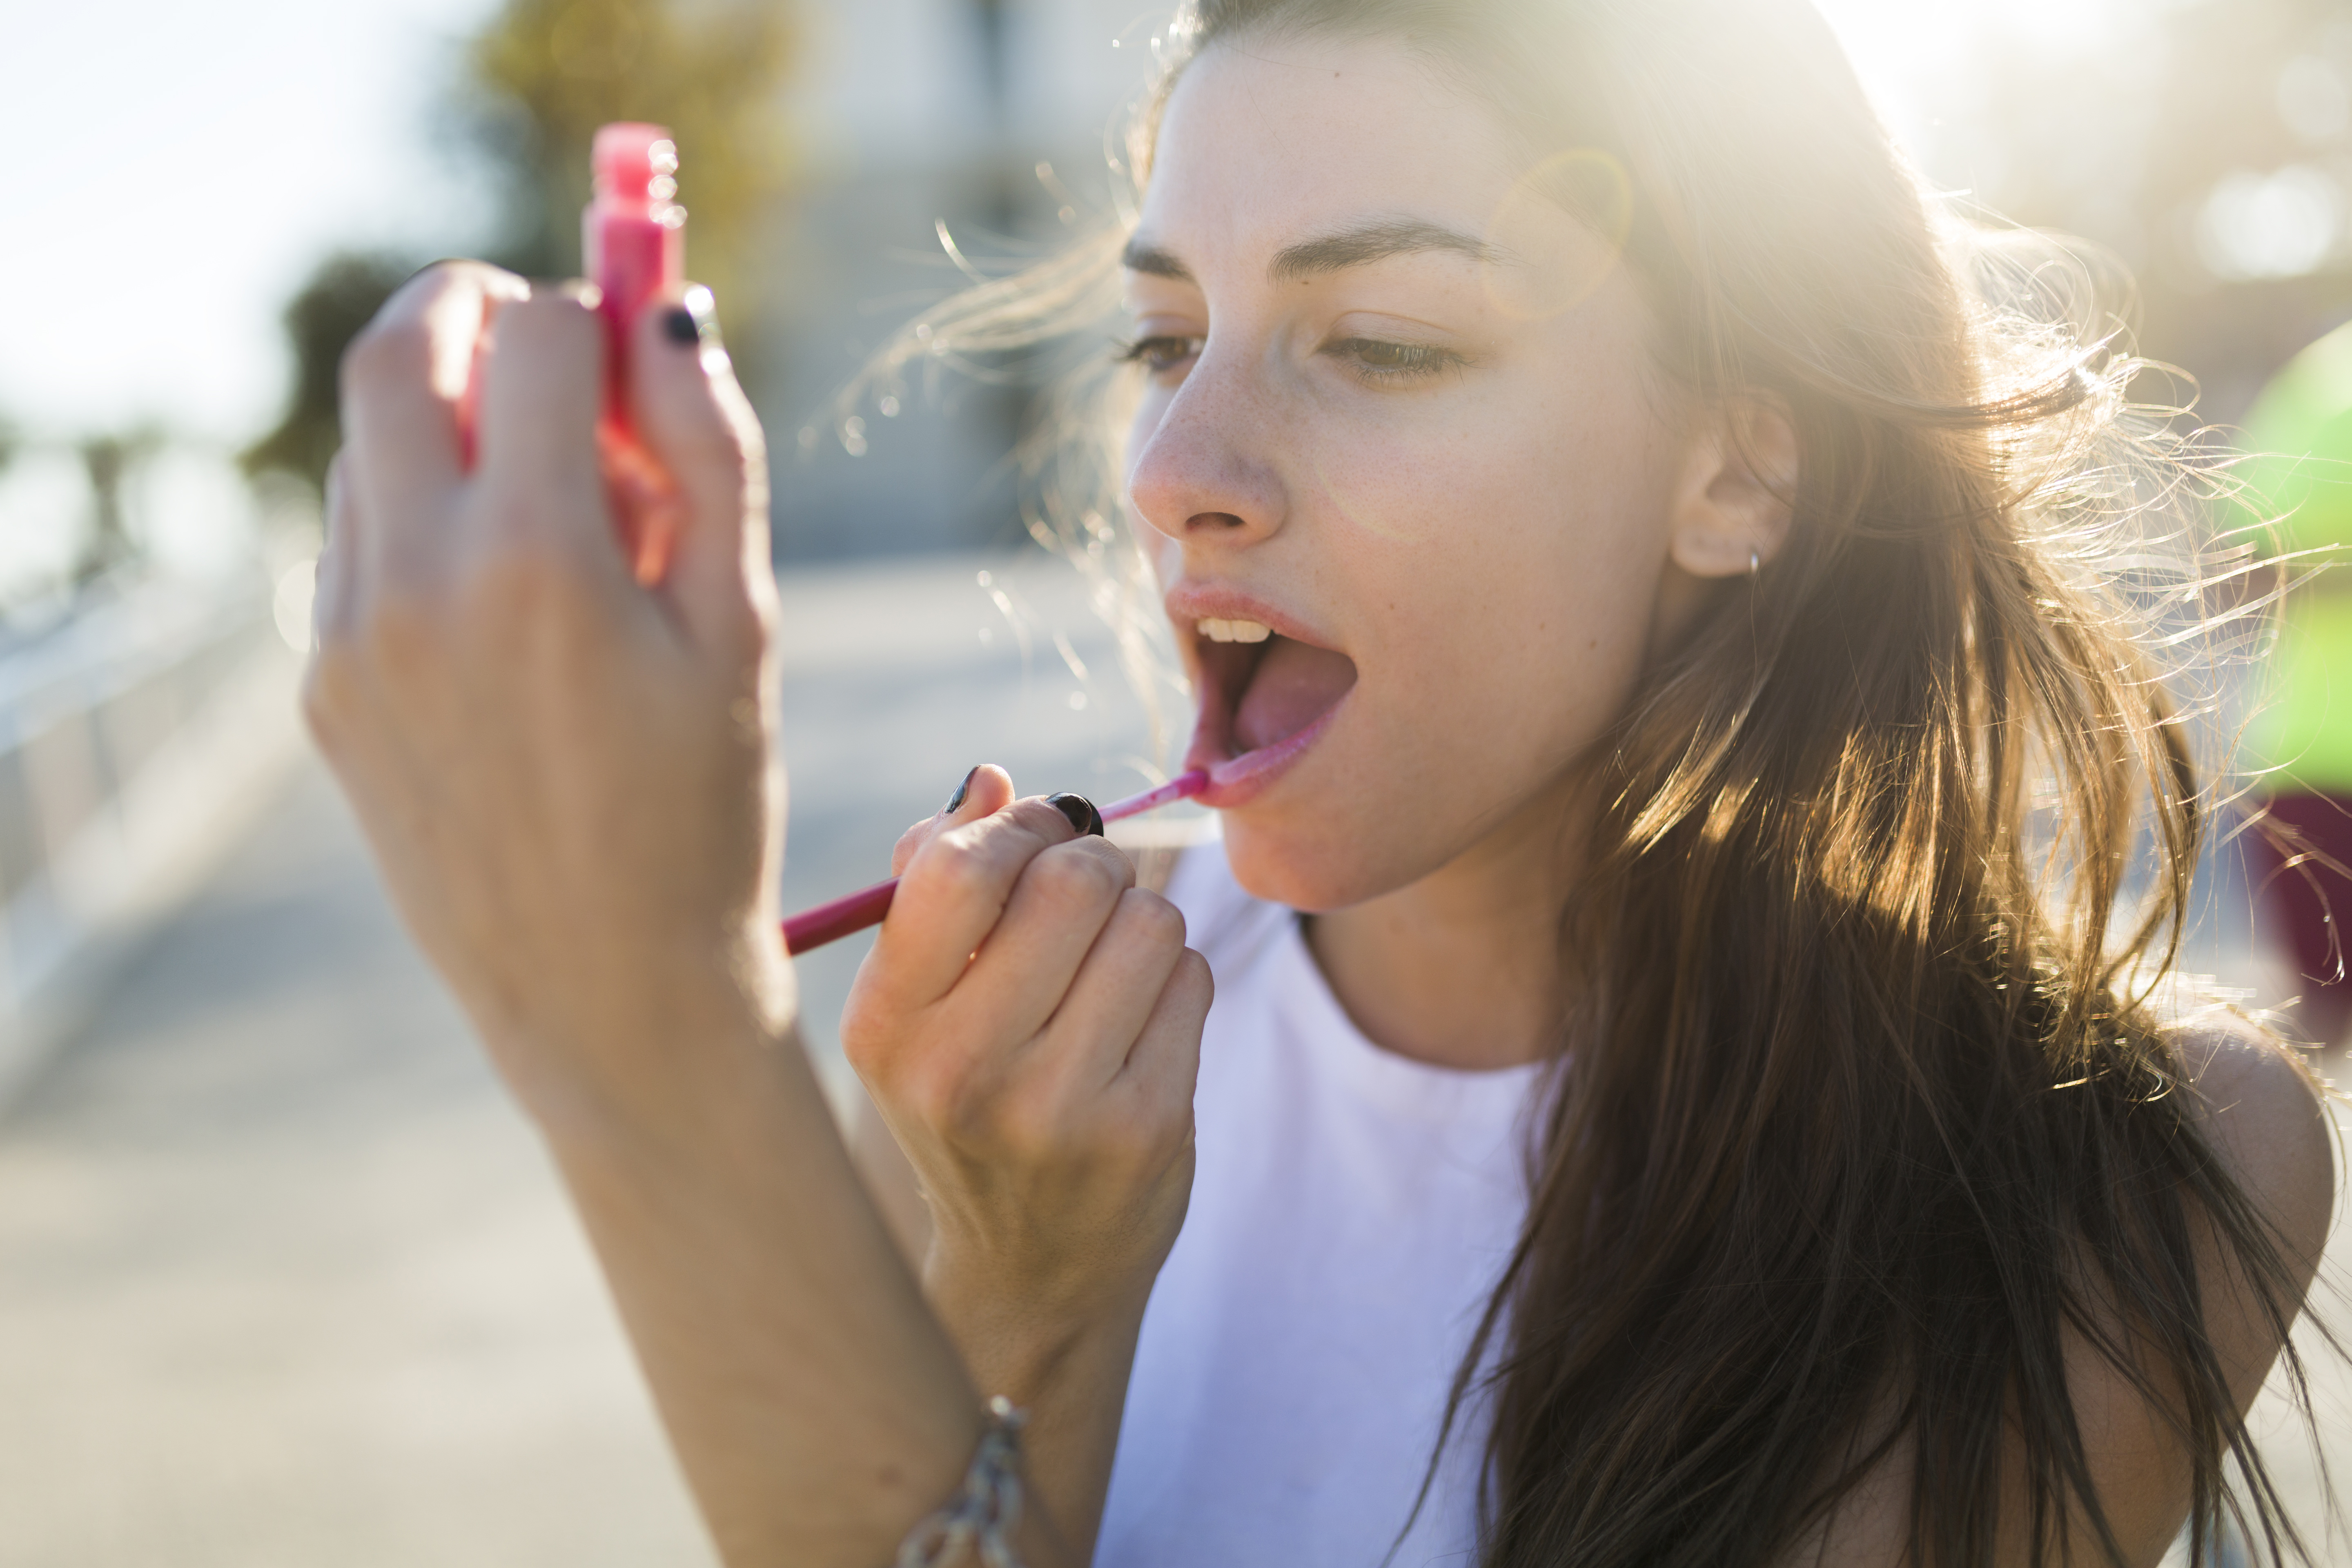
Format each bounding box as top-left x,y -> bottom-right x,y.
1666,396 -> 1799,578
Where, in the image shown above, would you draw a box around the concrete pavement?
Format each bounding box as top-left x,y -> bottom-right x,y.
0,551 -> 1160,1564
0,551 -> 2342,1563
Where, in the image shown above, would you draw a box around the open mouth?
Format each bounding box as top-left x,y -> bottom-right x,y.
1183,615 -> 1360,803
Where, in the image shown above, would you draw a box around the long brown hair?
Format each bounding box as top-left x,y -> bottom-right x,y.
846,1 -> 2332,1561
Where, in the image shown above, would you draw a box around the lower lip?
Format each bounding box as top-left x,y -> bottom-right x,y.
1192,690 -> 1352,810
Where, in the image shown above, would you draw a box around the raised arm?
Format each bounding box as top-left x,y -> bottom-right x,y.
307,261 -> 1079,1565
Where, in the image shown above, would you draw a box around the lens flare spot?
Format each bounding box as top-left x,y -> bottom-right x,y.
1481,148 -> 1635,322
1307,448 -> 1419,543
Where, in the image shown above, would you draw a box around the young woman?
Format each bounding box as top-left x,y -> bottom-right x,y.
307,1 -> 2338,1564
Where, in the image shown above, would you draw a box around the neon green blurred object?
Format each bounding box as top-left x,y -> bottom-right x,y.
2240,319 -> 2352,793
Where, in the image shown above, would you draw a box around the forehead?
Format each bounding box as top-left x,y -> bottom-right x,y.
1140,34 -> 1527,263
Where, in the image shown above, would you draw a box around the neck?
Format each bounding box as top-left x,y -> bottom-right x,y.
1301,786 -> 1581,1071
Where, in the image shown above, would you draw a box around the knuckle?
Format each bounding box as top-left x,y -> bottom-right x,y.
854,1027 -> 962,1131
503,291 -> 602,361
1080,836 -> 1138,885
919,831 -> 996,900
1118,888 -> 1187,949
889,819 -> 937,878
1027,844 -> 1123,912
837,1004 -> 884,1076
1006,797 -> 1079,845
440,258 -> 521,295
1170,949 -> 1215,1011
340,315 -> 428,402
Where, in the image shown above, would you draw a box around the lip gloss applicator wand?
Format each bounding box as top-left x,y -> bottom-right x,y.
780,769 -> 1209,955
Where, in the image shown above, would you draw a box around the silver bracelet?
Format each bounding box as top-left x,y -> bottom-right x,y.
894,1396 -> 1027,1568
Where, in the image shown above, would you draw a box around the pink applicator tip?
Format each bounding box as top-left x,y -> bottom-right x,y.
779,769 -> 1209,956
1099,767 -> 1210,823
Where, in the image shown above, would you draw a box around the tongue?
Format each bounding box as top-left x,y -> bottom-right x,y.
1233,636 -> 1359,753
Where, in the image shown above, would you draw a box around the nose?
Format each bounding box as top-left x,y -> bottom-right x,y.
1124,349 -> 1288,550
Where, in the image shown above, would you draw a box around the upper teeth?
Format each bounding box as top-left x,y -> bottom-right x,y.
1198,617 -> 1272,644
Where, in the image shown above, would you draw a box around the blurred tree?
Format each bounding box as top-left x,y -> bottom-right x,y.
241,252 -> 419,497
243,0 -> 793,499
452,0 -> 796,349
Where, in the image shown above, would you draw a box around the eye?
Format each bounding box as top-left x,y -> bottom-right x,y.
1323,336 -> 1464,385
1116,334 -> 1204,377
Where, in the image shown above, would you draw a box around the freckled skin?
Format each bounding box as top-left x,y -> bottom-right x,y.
1117,34 -> 1796,1068
1123,38 -> 1694,924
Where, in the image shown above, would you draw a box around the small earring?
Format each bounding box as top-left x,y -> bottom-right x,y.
1748,548 -> 1761,577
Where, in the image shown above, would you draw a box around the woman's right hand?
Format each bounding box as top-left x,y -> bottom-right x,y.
312,262 -> 1065,1566
308,261 -> 787,1135
843,764 -> 1211,1548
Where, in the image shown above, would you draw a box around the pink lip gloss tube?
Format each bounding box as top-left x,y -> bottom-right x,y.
583,122 -> 687,578
585,122 -> 686,425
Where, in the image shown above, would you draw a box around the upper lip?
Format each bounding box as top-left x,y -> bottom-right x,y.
1161,582 -> 1341,652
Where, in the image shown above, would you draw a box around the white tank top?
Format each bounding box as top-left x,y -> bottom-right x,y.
1094,842 -> 1541,1568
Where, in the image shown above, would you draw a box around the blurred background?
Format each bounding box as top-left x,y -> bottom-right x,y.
0,0 -> 2348,1561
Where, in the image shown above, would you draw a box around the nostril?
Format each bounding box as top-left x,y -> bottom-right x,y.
1187,512 -> 1248,530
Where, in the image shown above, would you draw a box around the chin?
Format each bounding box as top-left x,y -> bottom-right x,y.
1216,806 -> 1414,915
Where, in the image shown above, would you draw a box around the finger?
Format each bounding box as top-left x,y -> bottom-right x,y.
951,834 -> 1139,1045
891,765 -> 1013,876
1107,947 -> 1211,1124
875,796 -> 1086,1008
339,262 -> 526,588
1033,889 -> 1190,1096
629,286 -> 772,654
473,285 -> 615,560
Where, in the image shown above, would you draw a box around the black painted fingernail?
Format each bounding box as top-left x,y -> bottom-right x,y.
943,766 -> 978,815
1047,791 -> 1105,838
668,283 -> 719,348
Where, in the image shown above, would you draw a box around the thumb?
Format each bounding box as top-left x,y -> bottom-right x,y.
628,285 -> 773,656
890,766 -> 1017,875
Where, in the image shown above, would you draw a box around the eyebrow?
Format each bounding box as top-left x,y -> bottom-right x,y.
1120,217 -> 1503,287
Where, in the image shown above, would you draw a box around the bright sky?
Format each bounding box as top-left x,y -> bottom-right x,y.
0,0 -> 2139,448
1813,0 -> 2155,160
0,0 -> 500,444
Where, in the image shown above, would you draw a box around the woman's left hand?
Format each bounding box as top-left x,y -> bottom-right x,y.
844,763 -> 1212,1553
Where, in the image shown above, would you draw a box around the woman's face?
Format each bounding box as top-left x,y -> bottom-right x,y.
1124,33 -> 1703,911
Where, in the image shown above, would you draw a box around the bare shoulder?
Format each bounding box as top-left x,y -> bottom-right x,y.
2168,1007 -> 2337,1272
1780,1012 -> 2338,1566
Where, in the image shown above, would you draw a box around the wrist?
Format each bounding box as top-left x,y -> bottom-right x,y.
505,929 -> 804,1160
923,1255 -> 1151,1405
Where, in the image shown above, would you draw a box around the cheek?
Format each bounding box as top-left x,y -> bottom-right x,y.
1320,369 -> 1675,699
1300,354 -> 1675,885
1303,341 -> 1667,580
